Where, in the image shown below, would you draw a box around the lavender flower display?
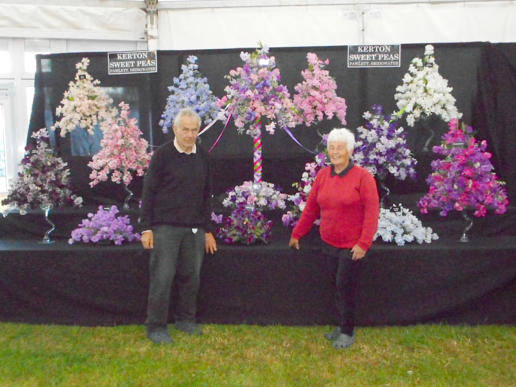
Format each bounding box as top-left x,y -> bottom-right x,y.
353,105 -> 417,181
375,204 -> 438,246
69,205 -> 141,245
212,203 -> 273,245
2,128 -> 83,215
159,55 -> 220,133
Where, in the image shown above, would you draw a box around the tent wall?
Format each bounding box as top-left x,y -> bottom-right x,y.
0,3 -> 146,41
158,1 -> 516,49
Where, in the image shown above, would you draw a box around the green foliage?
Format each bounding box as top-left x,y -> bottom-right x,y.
0,323 -> 514,386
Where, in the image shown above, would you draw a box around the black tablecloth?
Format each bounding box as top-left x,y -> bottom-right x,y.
1,229 -> 515,326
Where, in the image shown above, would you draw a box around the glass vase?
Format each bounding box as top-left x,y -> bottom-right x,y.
123,184 -> 134,210
459,211 -> 474,243
39,206 -> 56,244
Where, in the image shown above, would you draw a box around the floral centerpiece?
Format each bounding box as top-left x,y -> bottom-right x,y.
212,203 -> 273,245
375,204 -> 438,246
159,55 -> 220,134
88,102 -> 152,190
52,57 -> 117,137
353,104 -> 417,182
394,45 -> 462,127
222,180 -> 287,211
418,119 -> 509,218
1,128 -> 83,215
292,52 -> 347,127
217,43 -> 295,183
282,152 -> 329,227
69,205 -> 140,245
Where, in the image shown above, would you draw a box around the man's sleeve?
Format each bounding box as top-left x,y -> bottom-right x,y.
140,148 -> 161,231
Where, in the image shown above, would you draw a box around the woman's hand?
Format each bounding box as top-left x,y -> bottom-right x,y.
141,230 -> 154,249
351,244 -> 366,260
205,232 -> 217,254
289,237 -> 300,250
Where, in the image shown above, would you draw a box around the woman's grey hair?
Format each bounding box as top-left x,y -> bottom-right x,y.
174,108 -> 201,129
327,128 -> 355,153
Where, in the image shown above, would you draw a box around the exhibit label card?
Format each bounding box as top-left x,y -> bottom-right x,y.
347,45 -> 401,68
108,51 -> 157,75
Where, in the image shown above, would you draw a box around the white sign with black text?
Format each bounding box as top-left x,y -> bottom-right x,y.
107,51 -> 157,75
347,45 -> 401,68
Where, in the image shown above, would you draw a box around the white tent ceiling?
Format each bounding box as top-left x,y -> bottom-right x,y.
0,0 -> 514,46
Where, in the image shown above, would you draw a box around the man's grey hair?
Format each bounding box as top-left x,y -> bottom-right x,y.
327,128 -> 355,153
174,108 -> 201,129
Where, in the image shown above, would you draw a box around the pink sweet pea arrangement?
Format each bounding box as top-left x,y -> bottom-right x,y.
418,119 -> 509,217
292,52 -> 347,127
88,102 -> 152,187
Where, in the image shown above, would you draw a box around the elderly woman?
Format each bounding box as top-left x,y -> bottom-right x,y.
289,128 -> 379,349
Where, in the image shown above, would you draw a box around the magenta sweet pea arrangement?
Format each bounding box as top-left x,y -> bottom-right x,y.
418,119 -> 508,217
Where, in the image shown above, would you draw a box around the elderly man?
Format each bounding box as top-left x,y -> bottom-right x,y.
289,128 -> 379,349
140,108 -> 217,344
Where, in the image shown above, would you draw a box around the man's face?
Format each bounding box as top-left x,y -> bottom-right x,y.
173,116 -> 200,152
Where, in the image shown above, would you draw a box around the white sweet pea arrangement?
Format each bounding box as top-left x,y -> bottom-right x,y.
375,204 -> 438,246
394,45 -> 462,127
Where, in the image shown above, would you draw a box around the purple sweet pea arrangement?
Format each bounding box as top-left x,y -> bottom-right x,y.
212,181 -> 286,244
353,105 -> 417,181
217,44 -> 296,137
212,203 -> 273,245
69,205 -> 141,245
418,119 -> 509,217
1,128 -> 83,215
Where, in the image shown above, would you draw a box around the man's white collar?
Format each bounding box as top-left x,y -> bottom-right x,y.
173,137 -> 196,154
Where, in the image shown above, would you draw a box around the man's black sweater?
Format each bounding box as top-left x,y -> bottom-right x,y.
140,141 -> 214,232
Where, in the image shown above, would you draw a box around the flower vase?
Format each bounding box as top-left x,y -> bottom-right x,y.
420,118 -> 436,153
378,177 -> 391,208
123,184 -> 134,210
39,206 -> 56,244
459,211 -> 474,243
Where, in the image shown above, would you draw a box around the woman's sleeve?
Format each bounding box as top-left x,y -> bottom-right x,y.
357,171 -> 380,251
291,171 -> 322,240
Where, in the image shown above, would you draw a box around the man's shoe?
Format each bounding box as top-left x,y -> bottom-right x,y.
146,327 -> 173,344
324,327 -> 341,341
174,321 -> 203,336
332,333 -> 355,349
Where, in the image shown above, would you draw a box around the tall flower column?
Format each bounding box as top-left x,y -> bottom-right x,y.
217,44 -> 295,183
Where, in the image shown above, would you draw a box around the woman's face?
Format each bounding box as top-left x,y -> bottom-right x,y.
328,140 -> 350,168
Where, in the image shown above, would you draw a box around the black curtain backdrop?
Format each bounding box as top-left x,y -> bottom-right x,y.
27,42 -> 515,203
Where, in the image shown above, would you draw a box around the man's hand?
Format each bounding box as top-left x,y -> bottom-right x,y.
289,237 -> 300,250
141,230 -> 154,249
205,232 -> 217,254
351,244 -> 366,260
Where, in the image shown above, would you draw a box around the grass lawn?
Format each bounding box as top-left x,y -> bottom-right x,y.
0,323 -> 514,386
